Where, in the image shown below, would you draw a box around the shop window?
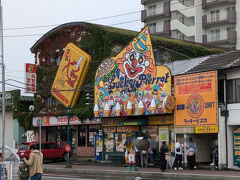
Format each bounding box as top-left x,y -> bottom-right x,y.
78,125 -> 86,147
115,133 -> 126,152
88,125 -> 97,147
226,79 -> 240,103
104,133 -> 114,152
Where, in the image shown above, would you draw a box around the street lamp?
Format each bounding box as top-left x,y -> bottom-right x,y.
66,106 -> 72,168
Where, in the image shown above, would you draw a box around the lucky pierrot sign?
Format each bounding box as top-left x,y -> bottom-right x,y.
94,26 -> 172,117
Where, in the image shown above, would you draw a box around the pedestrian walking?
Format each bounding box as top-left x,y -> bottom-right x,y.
159,141 -> 169,172
186,137 -> 197,170
24,144 -> 43,180
173,139 -> 183,170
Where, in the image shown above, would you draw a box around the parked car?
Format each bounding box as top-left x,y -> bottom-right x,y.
18,142 -> 72,161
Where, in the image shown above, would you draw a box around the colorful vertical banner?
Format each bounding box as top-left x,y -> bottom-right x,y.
94,26 -> 172,117
174,71 -> 218,127
25,63 -> 37,93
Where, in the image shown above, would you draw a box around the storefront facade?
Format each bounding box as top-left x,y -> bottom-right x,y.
174,70 -> 219,165
101,115 -> 174,162
93,26 -> 175,162
33,116 -> 100,157
225,67 -> 240,169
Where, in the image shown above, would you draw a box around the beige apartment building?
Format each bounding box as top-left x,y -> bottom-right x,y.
141,0 -> 240,49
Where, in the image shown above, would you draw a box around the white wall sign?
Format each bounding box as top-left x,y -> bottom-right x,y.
27,130 -> 35,142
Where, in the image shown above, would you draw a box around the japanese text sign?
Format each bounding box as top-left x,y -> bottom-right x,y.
25,63 -> 37,93
51,43 -> 91,108
174,71 -> 218,127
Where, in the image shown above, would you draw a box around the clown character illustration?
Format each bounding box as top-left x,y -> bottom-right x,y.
120,89 -> 128,104
143,85 -> 152,114
97,97 -> 104,116
114,89 -> 121,104
108,90 -> 114,106
116,29 -> 156,80
126,91 -> 137,114
104,82 -> 109,92
152,89 -> 159,106
136,86 -> 144,103
120,89 -> 128,116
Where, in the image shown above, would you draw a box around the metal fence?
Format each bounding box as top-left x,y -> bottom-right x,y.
0,161 -> 20,180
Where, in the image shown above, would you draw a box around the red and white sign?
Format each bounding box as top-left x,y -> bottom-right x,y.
32,116 -> 101,127
27,130 -> 35,143
65,145 -> 71,152
25,63 -> 37,93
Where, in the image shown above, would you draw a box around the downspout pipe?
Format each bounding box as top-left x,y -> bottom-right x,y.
221,71 -> 228,169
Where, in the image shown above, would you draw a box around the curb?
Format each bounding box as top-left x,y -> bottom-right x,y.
43,167 -> 240,180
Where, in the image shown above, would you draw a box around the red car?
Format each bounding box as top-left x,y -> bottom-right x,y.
18,142 -> 72,161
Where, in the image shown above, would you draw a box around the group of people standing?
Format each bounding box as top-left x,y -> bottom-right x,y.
130,136 -> 198,171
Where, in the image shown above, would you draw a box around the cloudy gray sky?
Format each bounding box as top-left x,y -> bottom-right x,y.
2,0 -> 142,94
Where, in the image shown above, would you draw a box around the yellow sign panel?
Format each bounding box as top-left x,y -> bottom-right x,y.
174,71 -> 218,127
51,43 -> 91,107
148,115 -> 173,125
94,26 -> 172,117
195,126 -> 218,133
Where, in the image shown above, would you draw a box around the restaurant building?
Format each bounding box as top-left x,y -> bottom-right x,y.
166,51 -> 240,169
29,21 -> 224,159
93,26 -> 176,162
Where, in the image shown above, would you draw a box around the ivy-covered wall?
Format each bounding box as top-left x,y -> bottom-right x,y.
32,22 -> 224,121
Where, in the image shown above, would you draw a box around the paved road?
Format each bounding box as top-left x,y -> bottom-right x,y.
13,175 -> 152,180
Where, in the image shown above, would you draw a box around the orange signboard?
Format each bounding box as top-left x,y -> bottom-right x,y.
51,43 -> 91,108
94,26 -> 172,117
174,71 -> 218,127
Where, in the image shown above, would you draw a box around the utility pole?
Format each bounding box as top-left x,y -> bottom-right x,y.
0,0 -> 6,163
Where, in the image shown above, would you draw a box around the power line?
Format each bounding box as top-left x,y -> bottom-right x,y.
2,11 -> 141,31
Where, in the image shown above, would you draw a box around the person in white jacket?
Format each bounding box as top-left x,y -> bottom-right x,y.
173,139 -> 183,170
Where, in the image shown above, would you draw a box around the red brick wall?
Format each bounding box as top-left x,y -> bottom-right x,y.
76,147 -> 94,157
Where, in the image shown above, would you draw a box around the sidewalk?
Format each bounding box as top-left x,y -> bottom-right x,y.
43,163 -> 240,180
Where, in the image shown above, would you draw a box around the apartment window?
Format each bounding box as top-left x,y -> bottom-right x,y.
148,5 -> 156,16
227,26 -> 235,32
211,29 -> 220,41
227,79 -> 240,103
210,10 -> 220,22
227,7 -> 235,12
149,23 -> 156,33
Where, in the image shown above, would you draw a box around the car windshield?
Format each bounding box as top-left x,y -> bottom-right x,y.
19,144 -> 29,150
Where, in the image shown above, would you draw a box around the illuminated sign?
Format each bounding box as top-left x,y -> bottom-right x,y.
94,26 -> 172,117
51,43 -> 91,108
174,71 -> 218,127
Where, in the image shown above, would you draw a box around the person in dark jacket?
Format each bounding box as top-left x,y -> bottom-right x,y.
159,141 -> 169,172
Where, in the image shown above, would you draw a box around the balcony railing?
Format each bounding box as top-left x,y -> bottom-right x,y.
141,3 -> 170,22
202,30 -> 236,44
202,0 -> 236,9
202,10 -> 236,28
141,0 -> 157,5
